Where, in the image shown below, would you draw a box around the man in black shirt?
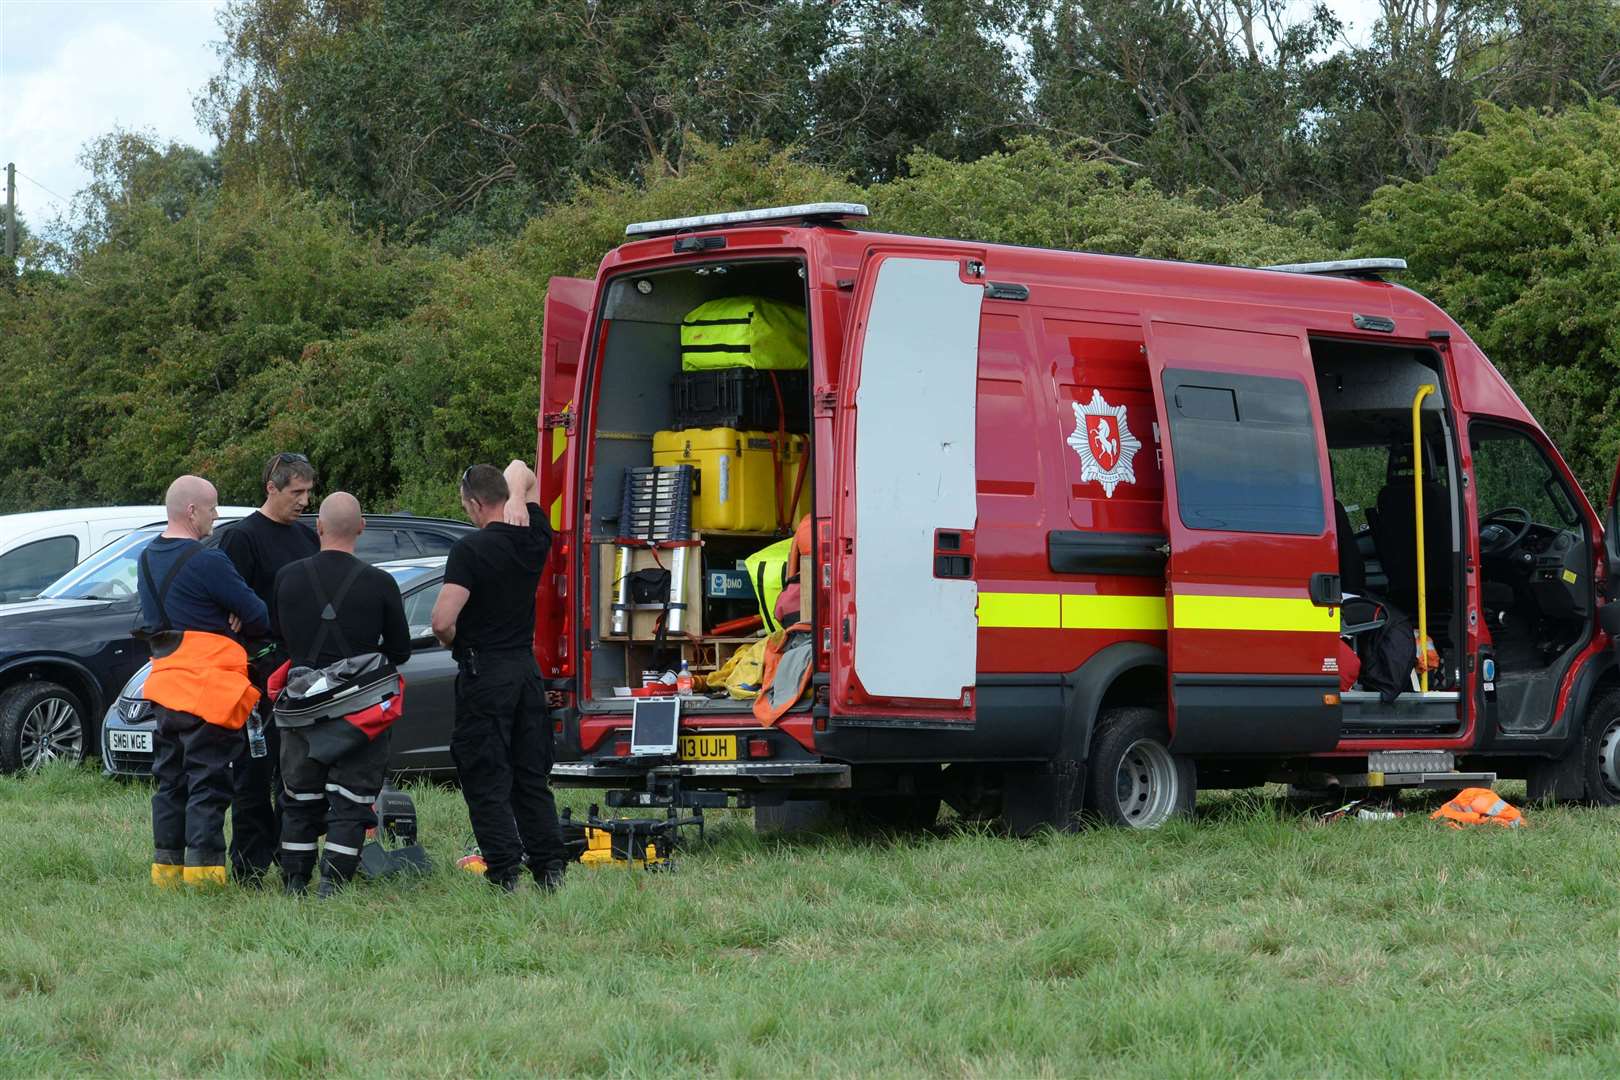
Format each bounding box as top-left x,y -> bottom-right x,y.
272,492 -> 410,896
431,459 -> 566,891
217,450 -> 319,884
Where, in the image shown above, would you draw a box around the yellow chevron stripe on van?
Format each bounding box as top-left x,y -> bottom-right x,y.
977,592 -> 1335,632
1171,594 -> 1340,633
977,592 -> 1166,631
978,592 -> 1061,629
1062,594 -> 1168,630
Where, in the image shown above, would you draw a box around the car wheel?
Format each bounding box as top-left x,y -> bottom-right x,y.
0,681 -> 90,773
1083,705 -> 1195,828
1580,689 -> 1620,806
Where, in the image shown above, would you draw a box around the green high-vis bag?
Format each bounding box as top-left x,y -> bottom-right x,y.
680,296 -> 809,371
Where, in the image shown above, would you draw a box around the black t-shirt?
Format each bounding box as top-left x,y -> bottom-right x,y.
443,503 -> 552,658
273,550 -> 411,668
218,510 -> 319,635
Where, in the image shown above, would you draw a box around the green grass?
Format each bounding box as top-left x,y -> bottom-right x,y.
3,767 -> 1619,1078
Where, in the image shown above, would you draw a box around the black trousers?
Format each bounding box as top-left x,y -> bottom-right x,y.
151,705 -> 242,867
451,651 -> 565,885
279,726 -> 391,884
230,670 -> 281,881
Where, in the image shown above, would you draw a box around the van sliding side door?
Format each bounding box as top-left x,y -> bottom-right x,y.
534,276 -> 593,681
1143,319 -> 1342,754
830,250 -> 984,725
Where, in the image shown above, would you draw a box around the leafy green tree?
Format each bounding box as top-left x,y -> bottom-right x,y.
204,0 -> 837,240
866,137 -> 1341,265
1355,100 -> 1620,501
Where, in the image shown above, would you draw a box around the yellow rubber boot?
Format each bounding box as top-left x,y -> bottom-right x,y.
182,865 -> 228,889
151,863 -> 183,888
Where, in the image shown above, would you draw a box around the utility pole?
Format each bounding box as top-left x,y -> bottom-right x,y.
5,163 -> 14,264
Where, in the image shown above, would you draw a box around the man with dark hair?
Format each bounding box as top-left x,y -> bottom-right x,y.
140,475 -> 269,888
217,450 -> 319,884
272,492 -> 411,896
431,460 -> 567,892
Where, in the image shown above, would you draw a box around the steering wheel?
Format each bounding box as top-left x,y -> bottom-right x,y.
1479,506 -> 1532,557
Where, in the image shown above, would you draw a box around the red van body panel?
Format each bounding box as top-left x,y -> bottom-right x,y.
545,219 -> 1616,795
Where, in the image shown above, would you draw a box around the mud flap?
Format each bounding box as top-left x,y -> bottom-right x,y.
1001,759 -> 1084,836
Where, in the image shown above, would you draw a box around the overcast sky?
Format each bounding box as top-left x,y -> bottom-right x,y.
0,0 -> 1385,227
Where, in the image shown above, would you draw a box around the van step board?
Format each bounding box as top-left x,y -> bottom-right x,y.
1339,769 -> 1497,789
1368,750 -> 1453,773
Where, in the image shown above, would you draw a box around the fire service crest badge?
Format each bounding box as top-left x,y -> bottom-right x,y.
1068,389 -> 1141,498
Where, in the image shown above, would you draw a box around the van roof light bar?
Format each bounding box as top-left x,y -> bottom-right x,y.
1261,257 -> 1408,279
625,202 -> 870,238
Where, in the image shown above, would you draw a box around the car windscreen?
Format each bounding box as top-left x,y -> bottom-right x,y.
39,527 -> 162,600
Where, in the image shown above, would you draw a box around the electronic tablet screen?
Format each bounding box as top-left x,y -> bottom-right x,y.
630,698 -> 680,755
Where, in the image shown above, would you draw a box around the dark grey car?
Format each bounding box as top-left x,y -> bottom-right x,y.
101,557 -> 461,780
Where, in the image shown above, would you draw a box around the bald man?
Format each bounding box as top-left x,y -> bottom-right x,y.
271,493 -> 411,895
138,475 -> 270,888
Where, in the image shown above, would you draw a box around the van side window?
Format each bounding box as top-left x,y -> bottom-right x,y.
1469,423 -> 1578,527
1162,368 -> 1325,535
0,536 -> 80,600
1327,446 -> 1385,532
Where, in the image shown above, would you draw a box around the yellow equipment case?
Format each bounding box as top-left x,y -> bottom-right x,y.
652,427 -> 809,535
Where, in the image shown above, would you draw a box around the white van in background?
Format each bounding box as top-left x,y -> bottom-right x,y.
0,506 -> 257,603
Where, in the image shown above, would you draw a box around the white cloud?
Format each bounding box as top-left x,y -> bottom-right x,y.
0,0 -> 225,222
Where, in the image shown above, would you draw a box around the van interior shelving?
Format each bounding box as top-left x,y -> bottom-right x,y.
583,258 -> 812,711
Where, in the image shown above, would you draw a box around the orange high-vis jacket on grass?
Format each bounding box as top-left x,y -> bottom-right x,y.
144,630 -> 260,730
1430,788 -> 1525,828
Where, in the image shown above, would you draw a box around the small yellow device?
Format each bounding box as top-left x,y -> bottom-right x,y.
578,826 -> 664,868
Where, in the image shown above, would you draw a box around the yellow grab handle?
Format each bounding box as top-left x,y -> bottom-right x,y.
1411,384 -> 1436,692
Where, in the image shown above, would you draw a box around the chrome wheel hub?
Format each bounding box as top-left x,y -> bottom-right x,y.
1113,738 -> 1179,828
20,695 -> 83,769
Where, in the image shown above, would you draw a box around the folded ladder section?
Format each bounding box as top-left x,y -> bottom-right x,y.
611,465 -> 696,636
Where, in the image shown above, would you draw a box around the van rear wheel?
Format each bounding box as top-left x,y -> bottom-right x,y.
1084,706 -> 1194,828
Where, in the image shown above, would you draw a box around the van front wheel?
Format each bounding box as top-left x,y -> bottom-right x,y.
1084,706 -> 1194,828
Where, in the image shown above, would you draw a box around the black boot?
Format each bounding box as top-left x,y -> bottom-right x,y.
316,876 -> 344,898
533,860 -> 567,892
282,874 -> 310,897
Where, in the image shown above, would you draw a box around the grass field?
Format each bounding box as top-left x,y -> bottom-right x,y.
3,766 -> 1619,1078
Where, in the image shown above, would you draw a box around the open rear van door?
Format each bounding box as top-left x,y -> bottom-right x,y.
534,276 -> 593,680
831,251 -> 983,725
1143,319 -> 1343,753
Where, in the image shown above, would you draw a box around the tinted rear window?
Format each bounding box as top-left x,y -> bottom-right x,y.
1163,368 -> 1325,535
0,536 -> 79,599
355,528 -> 420,563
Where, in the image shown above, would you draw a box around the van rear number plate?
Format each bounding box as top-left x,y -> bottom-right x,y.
679,735 -> 736,762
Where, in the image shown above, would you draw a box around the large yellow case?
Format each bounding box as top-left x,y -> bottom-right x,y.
652,428 -> 809,535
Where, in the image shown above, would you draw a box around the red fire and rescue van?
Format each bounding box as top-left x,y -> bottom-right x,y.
534,202 -> 1620,831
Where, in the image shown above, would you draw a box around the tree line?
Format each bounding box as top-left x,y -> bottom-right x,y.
1,0 -> 1617,515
